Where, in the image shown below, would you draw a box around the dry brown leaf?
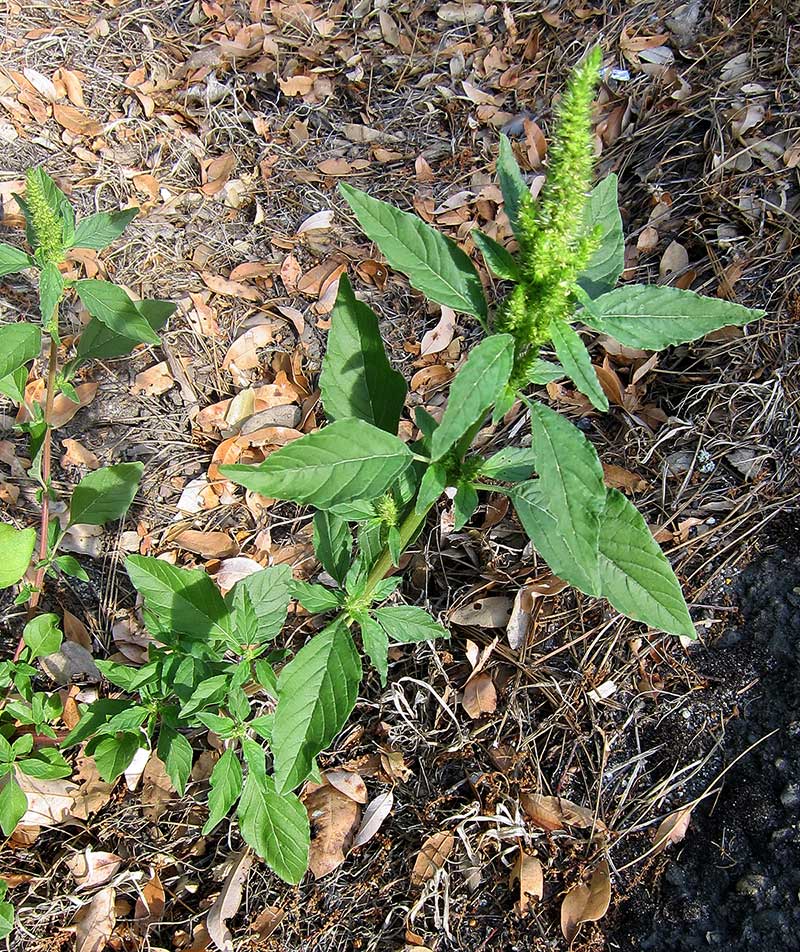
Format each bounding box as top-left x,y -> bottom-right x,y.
462,671 -> 497,719
61,438 -> 100,470
297,209 -> 334,234
172,529 -> 239,560
278,74 -> 314,96
60,67 -> 85,107
202,272 -> 262,302
15,769 -> 77,827
280,253 -> 302,292
74,885 -> 116,952
63,610 -> 91,649
134,870 -> 166,934
411,830 -> 454,886
602,463 -> 649,494
207,851 -> 252,952
324,770 -> 367,804
213,557 -> 264,594
141,754 -> 177,821
352,790 -> 394,848
318,157 -> 352,176
132,361 -> 175,397
520,793 -> 604,832
420,308 -> 456,356
653,807 -> 692,853
659,240 -> 689,280
506,575 -> 568,649
67,849 -> 122,889
222,322 -> 277,381
53,102 -> 103,137
510,848 -> 543,916
249,905 -> 286,941
71,754 -> 114,820
296,258 -> 346,298
560,861 -> 611,943
450,596 -> 513,628
305,783 -> 361,879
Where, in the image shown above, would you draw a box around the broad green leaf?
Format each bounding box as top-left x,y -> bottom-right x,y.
358,613 -> 389,686
157,727 -> 193,796
61,699 -> 130,748
238,763 -> 310,884
0,775 -> 27,836
179,674 -> 230,719
54,554 -> 89,582
71,208 -> 138,250
272,621 -> 362,794
453,482 -> 479,531
372,604 -> 448,643
39,262 -> 64,327
415,462 -> 447,515
472,230 -> 521,281
580,285 -> 764,350
68,462 -> 143,526
481,446 -> 536,482
22,613 -> 62,660
313,510 -> 352,584
227,565 -> 292,650
0,365 -> 29,403
340,183 -> 487,320
430,334 -> 514,461
92,732 -> 143,782
578,173 -> 624,298
74,279 -> 160,345
549,320 -> 608,411
0,243 -> 33,276
497,134 -> 529,237
94,658 -> 158,692
320,274 -> 407,433
289,580 -> 344,614
202,748 -> 242,834
526,358 -> 565,385
0,900 -> 13,939
0,524 -> 36,590
598,489 -> 695,637
17,748 -> 71,779
0,323 -> 41,380
75,299 -> 174,363
517,403 -> 606,594
220,418 -> 412,510
126,555 -> 231,642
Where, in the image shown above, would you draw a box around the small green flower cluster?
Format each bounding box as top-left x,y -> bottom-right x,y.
496,47 -> 603,386
25,168 -> 65,265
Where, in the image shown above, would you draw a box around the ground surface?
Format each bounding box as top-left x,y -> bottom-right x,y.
0,1 -> 799,950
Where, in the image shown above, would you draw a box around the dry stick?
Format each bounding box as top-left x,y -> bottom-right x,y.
13,333 -> 59,662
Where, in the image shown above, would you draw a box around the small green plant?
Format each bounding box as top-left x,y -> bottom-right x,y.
0,48 -> 764,901
0,169 -> 174,927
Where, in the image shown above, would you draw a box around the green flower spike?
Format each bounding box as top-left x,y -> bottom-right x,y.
25,168 -> 66,266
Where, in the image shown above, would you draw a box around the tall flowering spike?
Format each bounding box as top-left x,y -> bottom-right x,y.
25,168 -> 65,265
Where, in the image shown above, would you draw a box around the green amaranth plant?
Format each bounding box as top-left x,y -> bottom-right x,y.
1,49 -> 764,896
0,169 -> 175,926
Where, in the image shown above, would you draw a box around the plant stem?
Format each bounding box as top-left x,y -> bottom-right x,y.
362,503 -> 431,599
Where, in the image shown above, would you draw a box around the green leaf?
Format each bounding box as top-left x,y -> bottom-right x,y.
61,699 -> 130,748
358,613 -> 389,686
179,674 -> 230,719
38,262 -> 64,327
0,900 -> 13,939
202,748 -> 242,834
226,565 -> 292,650
22,613 -> 62,660
320,274 -> 407,433
71,208 -> 138,251
0,323 -> 41,380
415,463 -> 448,515
372,604 -> 448,643
92,732 -> 143,782
272,621 -> 362,794
126,555 -> 231,642
0,775 -> 27,836
578,173 -> 624,298
0,242 -> 33,276
430,334 -> 514,461
238,762 -> 310,884
157,727 -> 193,796
68,462 -> 143,526
472,230 -> 521,282
580,285 -> 764,350
549,320 -> 608,411
514,403 -> 606,595
75,299 -> 174,363
74,279 -> 161,345
290,580 -> 344,614
54,554 -> 89,582
340,183 -> 487,321
526,358 -> 565,385
17,748 -> 71,779
0,524 -> 36,590
481,446 -> 536,482
313,511 -> 352,584
598,489 -> 695,637
0,365 -> 29,403
220,419 -> 413,510
453,483 -> 479,530
497,134 -> 529,238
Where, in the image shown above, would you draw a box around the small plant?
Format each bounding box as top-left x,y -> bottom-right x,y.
0,168 -> 174,930
0,47 -> 765,902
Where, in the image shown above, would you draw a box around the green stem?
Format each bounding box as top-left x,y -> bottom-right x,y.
362,503 -> 432,599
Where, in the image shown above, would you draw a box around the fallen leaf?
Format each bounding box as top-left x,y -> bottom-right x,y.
172,529 -> 239,559
420,308 -> 456,356
297,209 -> 334,233
560,861 -> 611,943
134,870 -> 166,934
659,240 -> 689,280
63,610 -> 92,649
207,851 -> 252,952
212,557 -> 263,593
506,575 -> 568,649
653,807 -> 692,853
352,790 -> 394,848
67,849 -> 122,889
602,463 -> 649,494
132,362 -> 175,396
74,886 -> 115,952
462,671 -> 497,719
141,752 -> 177,821
450,596 -> 513,628
411,830 -> 454,886
39,642 -> 100,684
202,272 -> 262,302
53,102 -> 104,137
510,848 -> 543,916
520,793 -> 604,832
249,905 -> 286,941
61,438 -> 100,469
305,783 -> 362,879
324,770 -> 367,804
222,321 -> 278,383
71,753 -> 114,820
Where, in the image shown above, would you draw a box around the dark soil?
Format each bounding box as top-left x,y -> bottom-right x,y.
611,532 -> 800,952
